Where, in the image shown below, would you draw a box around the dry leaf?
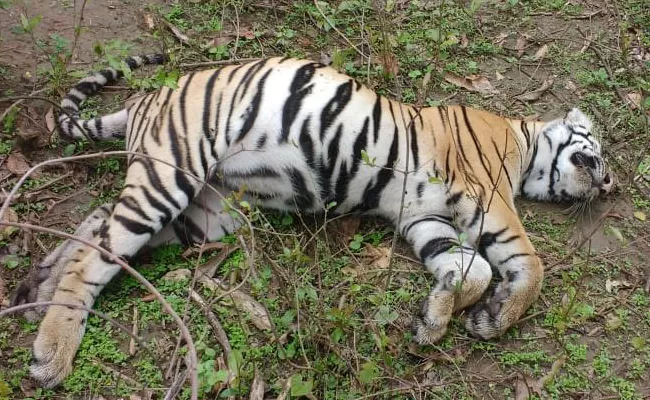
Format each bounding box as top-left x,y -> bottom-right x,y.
139,12 -> 156,31
460,33 -> 469,48
320,52 -> 332,65
6,152 -> 30,175
1,207 -> 18,224
0,274 -> 6,306
228,290 -> 272,331
332,216 -> 361,242
625,91 -> 643,110
565,80 -> 578,91
539,355 -> 566,386
514,79 -> 553,102
515,35 -> 527,56
208,34 -> 233,48
495,71 -> 505,80
240,28 -> 256,40
249,371 -> 266,400
363,244 -> 391,270
533,44 -> 549,61
161,268 -> 192,282
493,32 -> 509,46
444,72 -> 498,95
163,20 -> 190,44
196,244 -> 240,278
382,52 -> 399,77
45,107 -> 57,133
514,373 -> 542,400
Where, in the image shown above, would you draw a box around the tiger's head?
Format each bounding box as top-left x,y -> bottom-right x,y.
521,108 -> 614,202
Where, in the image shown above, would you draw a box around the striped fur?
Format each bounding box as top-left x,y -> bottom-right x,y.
14,56 -> 613,388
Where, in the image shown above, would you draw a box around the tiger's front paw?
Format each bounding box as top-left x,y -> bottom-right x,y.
30,310 -> 85,388
464,280 -> 514,339
411,291 -> 454,345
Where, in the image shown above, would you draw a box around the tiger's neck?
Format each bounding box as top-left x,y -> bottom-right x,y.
506,118 -> 549,189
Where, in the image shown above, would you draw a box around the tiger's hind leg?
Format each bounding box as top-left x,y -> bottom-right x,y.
400,215 -> 492,345
30,157 -> 206,388
10,204 -> 114,320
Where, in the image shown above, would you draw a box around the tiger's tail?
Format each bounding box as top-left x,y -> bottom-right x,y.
58,54 -> 167,141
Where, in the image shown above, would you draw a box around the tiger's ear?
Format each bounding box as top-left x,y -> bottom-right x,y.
565,108 -> 592,130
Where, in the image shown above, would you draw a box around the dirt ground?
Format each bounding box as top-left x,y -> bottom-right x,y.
1,0 -> 649,399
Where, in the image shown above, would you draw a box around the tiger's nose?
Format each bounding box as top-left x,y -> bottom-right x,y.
599,172 -> 614,195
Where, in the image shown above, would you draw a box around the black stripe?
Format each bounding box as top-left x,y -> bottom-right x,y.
226,166 -> 281,179
491,138 -> 513,190
237,69 -> 273,143
113,214 -> 155,236
118,195 -> 153,222
320,80 -> 353,141
176,213 -> 207,244
467,205 -> 482,228
256,134 -> 267,149
285,167 -> 315,209
477,228 -> 508,258
299,117 -> 315,169
409,110 -> 420,170
281,63 -> 318,142
446,191 -> 463,206
131,158 -> 181,210
333,117 -> 368,207
419,238 -> 456,261
499,253 -> 530,265
202,69 -> 221,146
372,96 -> 381,143
417,182 -> 425,198
167,106 -> 198,200
548,136 -> 572,197
452,110 -> 473,173
356,124 -> 398,211
401,215 -> 454,238
461,106 -> 494,186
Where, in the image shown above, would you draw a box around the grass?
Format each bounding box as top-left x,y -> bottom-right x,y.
0,0 -> 649,399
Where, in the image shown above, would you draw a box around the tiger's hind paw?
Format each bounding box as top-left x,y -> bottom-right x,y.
30,311 -> 84,388
464,281 -> 512,339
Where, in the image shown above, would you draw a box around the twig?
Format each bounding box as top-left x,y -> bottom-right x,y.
179,58 -> 261,69
313,0 -> 369,61
189,289 -> 232,360
129,306 -> 138,356
0,89 -> 47,125
163,369 -> 188,400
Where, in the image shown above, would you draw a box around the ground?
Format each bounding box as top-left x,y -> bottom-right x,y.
0,0 -> 649,399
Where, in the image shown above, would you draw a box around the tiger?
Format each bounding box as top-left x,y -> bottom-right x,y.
9,55 -> 613,388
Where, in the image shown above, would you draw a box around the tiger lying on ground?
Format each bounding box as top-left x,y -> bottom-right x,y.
10,55 -> 613,388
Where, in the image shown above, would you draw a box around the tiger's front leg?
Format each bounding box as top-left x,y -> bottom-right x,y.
400,215 -> 493,344
30,159 -> 205,388
454,195 -> 544,340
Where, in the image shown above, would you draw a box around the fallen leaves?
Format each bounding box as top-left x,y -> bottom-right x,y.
514,79 -> 553,102
444,72 -> 498,95
6,152 -> 30,175
532,44 -> 549,61
514,373 -> 542,400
